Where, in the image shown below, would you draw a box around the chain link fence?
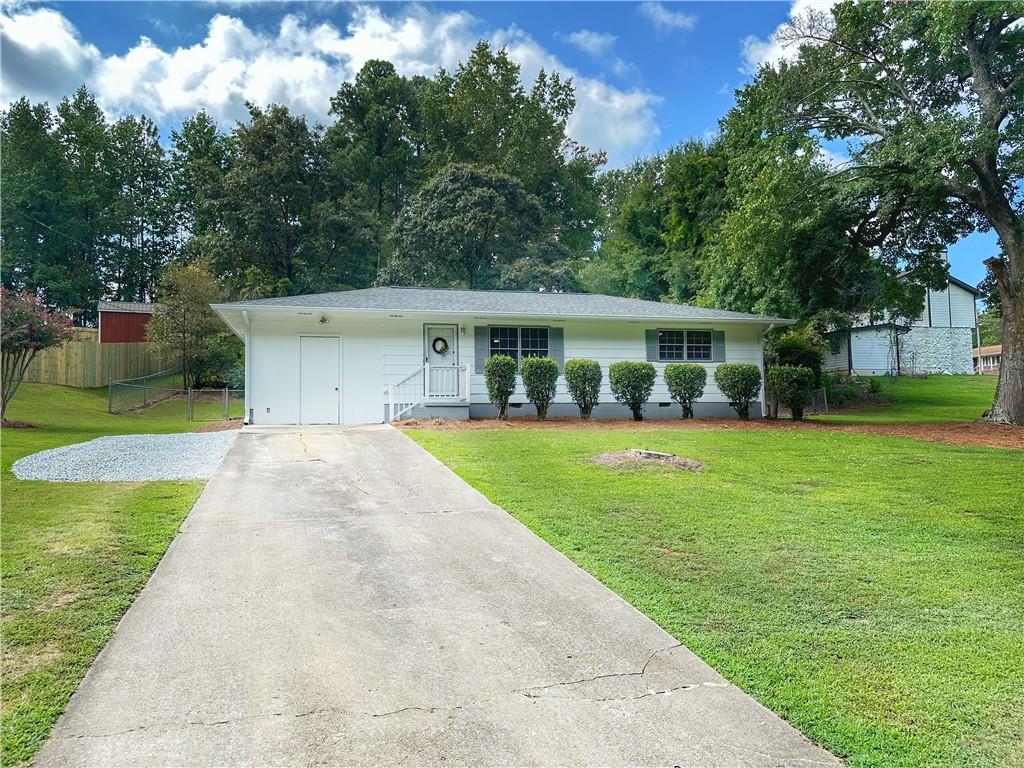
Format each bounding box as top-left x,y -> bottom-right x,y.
108,368 -> 244,421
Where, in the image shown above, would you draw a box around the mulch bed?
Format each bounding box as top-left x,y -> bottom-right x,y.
396,416 -> 1023,451
1,420 -> 41,429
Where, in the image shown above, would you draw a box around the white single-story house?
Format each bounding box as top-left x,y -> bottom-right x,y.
211,287 -> 793,425
824,273 -> 980,376
973,344 -> 1002,374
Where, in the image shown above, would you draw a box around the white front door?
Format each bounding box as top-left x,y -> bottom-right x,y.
299,336 -> 340,424
425,325 -> 458,397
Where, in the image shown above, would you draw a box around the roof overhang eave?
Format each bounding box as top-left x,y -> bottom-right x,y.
209,303 -> 796,327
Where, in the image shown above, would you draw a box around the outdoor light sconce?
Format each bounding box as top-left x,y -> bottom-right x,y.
319,315 -> 329,325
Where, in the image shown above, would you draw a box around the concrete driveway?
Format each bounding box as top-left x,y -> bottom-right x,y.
36,425 -> 839,767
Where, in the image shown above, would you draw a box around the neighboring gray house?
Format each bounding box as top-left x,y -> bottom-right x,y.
212,287 -> 793,425
824,273 -> 980,376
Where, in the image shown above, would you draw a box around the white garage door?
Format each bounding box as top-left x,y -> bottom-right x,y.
299,336 -> 341,424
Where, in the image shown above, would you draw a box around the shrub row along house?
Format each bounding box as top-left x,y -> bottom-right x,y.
212,288 -> 793,424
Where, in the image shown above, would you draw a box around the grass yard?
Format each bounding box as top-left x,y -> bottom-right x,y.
407,426 -> 1024,768
819,374 -> 997,424
1,385 -> 205,767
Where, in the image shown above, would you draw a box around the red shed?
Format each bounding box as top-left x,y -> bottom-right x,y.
97,301 -> 155,343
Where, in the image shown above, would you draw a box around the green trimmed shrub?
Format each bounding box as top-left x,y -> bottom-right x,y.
520,356 -> 559,421
714,363 -> 762,420
767,365 -> 815,421
484,354 -> 516,420
564,358 -> 602,419
609,361 -> 656,421
773,332 -> 825,386
664,363 -> 706,419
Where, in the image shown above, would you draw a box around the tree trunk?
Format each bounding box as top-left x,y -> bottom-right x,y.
985,255 -> 1024,425
986,256 -> 1024,424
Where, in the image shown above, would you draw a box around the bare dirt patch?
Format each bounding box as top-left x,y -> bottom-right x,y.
591,449 -> 705,472
1,419 -> 41,429
398,416 -> 1023,450
195,417 -> 244,433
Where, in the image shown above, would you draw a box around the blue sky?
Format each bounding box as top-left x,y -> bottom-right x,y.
0,0 -> 999,285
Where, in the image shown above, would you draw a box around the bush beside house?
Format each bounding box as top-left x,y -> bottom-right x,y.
564,358 -> 602,419
714,364 -> 761,420
521,356 -> 559,421
767,365 -> 815,421
609,361 -> 657,421
664,363 -> 706,419
484,354 -> 516,420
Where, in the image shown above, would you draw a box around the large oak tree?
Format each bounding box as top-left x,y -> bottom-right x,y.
741,1 -> 1023,422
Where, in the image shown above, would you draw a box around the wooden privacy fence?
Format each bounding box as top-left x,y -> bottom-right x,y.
23,340 -> 176,389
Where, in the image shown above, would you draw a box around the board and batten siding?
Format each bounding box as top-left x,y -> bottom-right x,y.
913,283 -> 976,329
377,318 -> 764,407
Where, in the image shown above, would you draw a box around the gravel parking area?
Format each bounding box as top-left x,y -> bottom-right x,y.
12,432 -> 238,482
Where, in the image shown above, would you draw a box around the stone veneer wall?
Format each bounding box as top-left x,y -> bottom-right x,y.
900,327 -> 974,375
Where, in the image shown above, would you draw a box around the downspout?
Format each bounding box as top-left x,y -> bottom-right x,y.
242,310 -> 252,424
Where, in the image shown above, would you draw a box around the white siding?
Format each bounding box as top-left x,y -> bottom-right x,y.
850,327 -> 896,375
948,284 -> 976,328
928,287 -> 952,328
247,312 -> 771,423
913,282 -> 975,329
823,334 -> 849,373
248,314 -> 384,425
377,318 -> 765,406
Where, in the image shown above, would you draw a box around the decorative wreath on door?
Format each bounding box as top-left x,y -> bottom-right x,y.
431,337 -> 450,355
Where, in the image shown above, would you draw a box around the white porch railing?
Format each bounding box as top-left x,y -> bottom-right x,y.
386,363 -> 471,421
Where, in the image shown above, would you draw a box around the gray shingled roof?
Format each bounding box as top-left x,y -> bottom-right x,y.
97,300 -> 155,314
213,287 -> 792,323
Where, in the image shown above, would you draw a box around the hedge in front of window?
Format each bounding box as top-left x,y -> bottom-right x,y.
609,361 -> 656,421
713,363 -> 762,421
484,354 -> 517,420
664,363 -> 706,419
521,356 -> 559,421
767,365 -> 814,421
564,358 -> 602,419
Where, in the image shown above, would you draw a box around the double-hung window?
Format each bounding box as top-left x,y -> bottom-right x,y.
658,329 -> 713,362
490,326 -> 549,364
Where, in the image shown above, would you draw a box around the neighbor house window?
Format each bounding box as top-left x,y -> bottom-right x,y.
490,326 -> 549,364
659,329 -> 712,362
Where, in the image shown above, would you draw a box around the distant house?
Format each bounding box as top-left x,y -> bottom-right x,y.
97,301 -> 155,343
973,344 -> 1002,374
824,273 -> 980,376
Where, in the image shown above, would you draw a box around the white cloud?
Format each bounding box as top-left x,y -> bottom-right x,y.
639,1 -> 697,32
492,26 -> 660,165
1,3 -> 659,167
0,6 -> 100,104
559,29 -> 617,56
740,0 -> 834,74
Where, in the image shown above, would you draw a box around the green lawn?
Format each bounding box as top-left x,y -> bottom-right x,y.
407,426 -> 1024,768
818,375 -> 997,424
1,385 -> 205,767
